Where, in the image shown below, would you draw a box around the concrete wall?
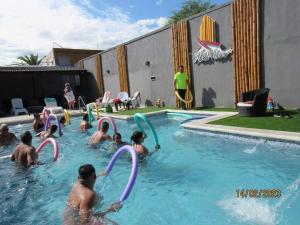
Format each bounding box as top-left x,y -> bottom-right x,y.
126,28 -> 175,106
189,5 -> 234,107
101,49 -> 120,98
82,57 -> 100,101
79,0 -> 300,108
263,0 -> 300,107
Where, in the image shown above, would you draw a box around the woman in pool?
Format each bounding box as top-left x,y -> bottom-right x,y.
32,113 -> 44,132
63,164 -> 121,225
131,131 -> 149,161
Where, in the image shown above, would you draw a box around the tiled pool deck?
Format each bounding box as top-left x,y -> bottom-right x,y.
1,109 -> 300,143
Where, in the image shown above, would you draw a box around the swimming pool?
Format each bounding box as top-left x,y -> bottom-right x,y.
1,114 -> 300,225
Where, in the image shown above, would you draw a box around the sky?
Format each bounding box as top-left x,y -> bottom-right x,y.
0,0 -> 227,65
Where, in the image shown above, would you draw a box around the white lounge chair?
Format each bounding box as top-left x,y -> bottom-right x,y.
11,98 -> 28,115
96,91 -> 111,108
128,91 -> 141,108
44,97 -> 64,114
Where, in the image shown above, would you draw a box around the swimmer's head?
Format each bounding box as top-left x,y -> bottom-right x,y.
131,131 -> 144,144
82,113 -> 89,122
49,124 -> 58,134
60,116 -> 66,124
78,164 -> 96,187
101,122 -> 109,132
20,131 -> 32,145
113,132 -> 122,144
34,113 -> 40,119
0,124 -> 9,133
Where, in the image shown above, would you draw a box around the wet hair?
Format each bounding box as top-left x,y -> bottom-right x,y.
34,113 -> 40,119
20,131 -> 32,145
82,113 -> 89,121
78,164 -> 96,180
131,131 -> 143,144
113,132 -> 121,140
0,124 -> 8,132
50,124 -> 58,133
101,122 -> 109,131
60,116 -> 66,124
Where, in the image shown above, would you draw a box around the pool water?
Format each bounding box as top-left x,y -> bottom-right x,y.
1,114 -> 300,225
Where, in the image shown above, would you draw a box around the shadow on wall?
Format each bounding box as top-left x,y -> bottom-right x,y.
202,87 -> 216,107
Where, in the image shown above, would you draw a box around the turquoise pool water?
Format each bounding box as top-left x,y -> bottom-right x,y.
1,114 -> 300,225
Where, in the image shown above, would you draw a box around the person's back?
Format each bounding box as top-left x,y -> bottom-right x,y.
11,131 -> 37,166
0,124 -> 17,147
131,131 -> 149,161
64,164 -> 121,225
90,122 -> 112,146
80,114 -> 92,132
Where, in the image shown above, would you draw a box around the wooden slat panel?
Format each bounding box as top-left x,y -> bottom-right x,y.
117,45 -> 129,93
232,0 -> 261,103
95,54 -> 104,97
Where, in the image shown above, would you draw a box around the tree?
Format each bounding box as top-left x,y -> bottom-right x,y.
14,54 -> 43,65
166,0 -> 215,25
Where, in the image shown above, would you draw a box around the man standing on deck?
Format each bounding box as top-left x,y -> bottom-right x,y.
174,65 -> 189,109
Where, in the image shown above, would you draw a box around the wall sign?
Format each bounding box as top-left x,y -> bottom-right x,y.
193,15 -> 232,64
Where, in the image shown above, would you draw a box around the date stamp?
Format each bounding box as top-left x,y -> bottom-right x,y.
236,189 -> 281,198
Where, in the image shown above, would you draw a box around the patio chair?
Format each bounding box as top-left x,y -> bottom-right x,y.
11,98 -> 28,116
110,92 -> 130,111
127,91 -> 141,109
237,88 -> 270,116
95,91 -> 111,108
44,97 -> 64,114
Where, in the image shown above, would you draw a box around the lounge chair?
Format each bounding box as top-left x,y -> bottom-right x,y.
95,91 -> 111,108
44,97 -> 64,114
111,92 -> 130,111
127,91 -> 141,109
11,98 -> 28,116
237,88 -> 270,116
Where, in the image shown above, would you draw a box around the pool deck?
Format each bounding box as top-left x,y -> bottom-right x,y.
1,109 -> 300,143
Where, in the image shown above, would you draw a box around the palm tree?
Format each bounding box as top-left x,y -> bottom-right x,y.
15,54 -> 43,65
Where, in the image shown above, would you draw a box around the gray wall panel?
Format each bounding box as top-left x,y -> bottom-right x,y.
126,29 -> 175,106
83,56 -> 100,101
101,49 -> 120,99
189,5 -> 234,107
263,0 -> 300,107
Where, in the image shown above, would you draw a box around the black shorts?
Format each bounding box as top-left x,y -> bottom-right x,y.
177,89 -> 186,100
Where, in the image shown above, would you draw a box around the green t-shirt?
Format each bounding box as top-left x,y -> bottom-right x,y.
174,72 -> 188,89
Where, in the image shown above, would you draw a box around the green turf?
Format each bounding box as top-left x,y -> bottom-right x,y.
193,107 -> 237,112
209,111 -> 300,132
113,107 -> 172,115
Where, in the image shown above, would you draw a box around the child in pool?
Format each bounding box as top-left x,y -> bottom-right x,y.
131,131 -> 149,161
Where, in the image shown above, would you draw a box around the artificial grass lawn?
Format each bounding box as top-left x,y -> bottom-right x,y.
114,107 -> 172,115
209,111 -> 300,133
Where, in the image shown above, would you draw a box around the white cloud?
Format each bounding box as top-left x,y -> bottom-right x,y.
0,0 -> 167,65
155,0 -> 164,5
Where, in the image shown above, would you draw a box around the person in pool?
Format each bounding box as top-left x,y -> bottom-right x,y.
108,133 -> 129,153
60,116 -> 66,128
131,131 -> 149,161
38,124 -> 58,140
63,164 -> 121,225
90,122 -> 112,146
0,124 -> 17,147
32,113 -> 44,132
11,131 -> 38,166
80,113 -> 92,132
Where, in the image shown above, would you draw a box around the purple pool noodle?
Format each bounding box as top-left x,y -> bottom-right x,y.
44,114 -> 63,136
104,145 -> 138,203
